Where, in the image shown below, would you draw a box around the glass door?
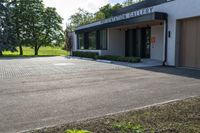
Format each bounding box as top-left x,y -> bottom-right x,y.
141,28 -> 151,58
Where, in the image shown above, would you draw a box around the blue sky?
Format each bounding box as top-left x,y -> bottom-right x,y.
43,0 -> 126,28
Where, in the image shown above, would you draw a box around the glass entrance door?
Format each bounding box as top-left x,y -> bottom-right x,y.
125,27 -> 151,58
125,29 -> 137,57
141,27 -> 151,58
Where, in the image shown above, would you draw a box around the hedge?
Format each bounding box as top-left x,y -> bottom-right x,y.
72,51 -> 99,59
96,55 -> 141,63
72,51 -> 140,63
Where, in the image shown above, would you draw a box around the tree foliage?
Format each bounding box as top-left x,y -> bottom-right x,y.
0,0 -> 64,56
69,3 -> 122,31
64,25 -> 73,53
69,8 -> 94,31
123,0 -> 144,7
68,0 -> 146,32
0,0 -> 17,55
94,3 -> 122,21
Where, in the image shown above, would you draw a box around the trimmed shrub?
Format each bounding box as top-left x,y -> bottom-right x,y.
72,51 -> 99,59
72,52 -> 140,63
97,55 -> 141,63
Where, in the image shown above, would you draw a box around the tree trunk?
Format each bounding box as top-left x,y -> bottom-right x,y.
19,44 -> 23,55
34,46 -> 38,56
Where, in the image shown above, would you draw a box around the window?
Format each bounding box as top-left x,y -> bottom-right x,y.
88,31 -> 96,50
77,30 -> 107,50
78,33 -> 84,49
100,30 -> 107,50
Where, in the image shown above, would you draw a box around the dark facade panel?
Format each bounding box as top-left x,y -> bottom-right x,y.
112,0 -> 174,16
96,30 -> 100,49
76,12 -> 167,33
84,32 -> 89,49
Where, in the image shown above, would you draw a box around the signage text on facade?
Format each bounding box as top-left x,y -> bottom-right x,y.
100,7 -> 154,24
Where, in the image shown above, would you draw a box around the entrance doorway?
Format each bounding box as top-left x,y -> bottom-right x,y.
125,27 -> 151,58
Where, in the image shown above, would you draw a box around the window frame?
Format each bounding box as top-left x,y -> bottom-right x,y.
77,29 -> 107,50
99,29 -> 108,50
77,33 -> 85,50
88,31 -> 97,50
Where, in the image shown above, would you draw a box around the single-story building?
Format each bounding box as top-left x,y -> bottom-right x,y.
72,0 -> 200,69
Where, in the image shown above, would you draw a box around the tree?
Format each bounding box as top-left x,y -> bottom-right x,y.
0,0 -> 17,56
94,3 -> 122,21
123,0 -> 144,7
1,0 -> 64,56
94,11 -> 105,21
64,25 -> 73,55
11,0 -> 27,55
69,8 -> 94,31
69,3 -> 122,31
112,3 -> 123,11
15,0 -> 63,55
38,7 -> 64,55
17,0 -> 43,55
95,4 -> 122,19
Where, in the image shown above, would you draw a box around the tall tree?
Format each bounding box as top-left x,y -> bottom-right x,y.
11,0 -> 25,55
69,3 -> 122,31
15,0 -> 63,55
96,4 -> 122,19
69,8 -> 94,31
94,3 -> 122,21
123,0 -> 144,7
64,25 -> 73,55
37,7 -> 64,55
0,0 -> 17,56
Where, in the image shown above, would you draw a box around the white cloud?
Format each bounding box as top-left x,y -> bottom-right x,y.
43,0 -> 110,29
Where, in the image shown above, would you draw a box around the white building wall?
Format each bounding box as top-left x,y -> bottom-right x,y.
153,0 -> 200,66
71,32 -> 77,51
72,0 -> 200,66
151,25 -> 164,61
101,29 -> 125,56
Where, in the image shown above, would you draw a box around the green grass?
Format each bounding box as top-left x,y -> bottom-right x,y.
2,47 -> 69,57
112,122 -> 144,133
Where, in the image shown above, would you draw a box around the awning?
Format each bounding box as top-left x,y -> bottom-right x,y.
76,12 -> 167,33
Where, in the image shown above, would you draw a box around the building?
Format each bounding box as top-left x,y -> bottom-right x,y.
72,0 -> 200,69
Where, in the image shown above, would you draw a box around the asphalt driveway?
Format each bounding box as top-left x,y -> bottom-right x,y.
0,57 -> 200,133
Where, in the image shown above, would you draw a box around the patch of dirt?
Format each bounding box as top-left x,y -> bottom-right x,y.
27,96 -> 200,133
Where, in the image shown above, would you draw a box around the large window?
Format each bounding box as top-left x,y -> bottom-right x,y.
78,33 -> 84,49
77,30 -> 107,50
100,30 -> 107,50
88,31 -> 96,50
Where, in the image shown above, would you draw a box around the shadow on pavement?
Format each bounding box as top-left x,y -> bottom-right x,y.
136,66 -> 200,80
68,56 -> 200,80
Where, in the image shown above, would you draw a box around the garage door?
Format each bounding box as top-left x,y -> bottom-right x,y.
179,17 -> 200,69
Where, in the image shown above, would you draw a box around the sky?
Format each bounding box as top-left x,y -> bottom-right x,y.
43,0 -> 125,29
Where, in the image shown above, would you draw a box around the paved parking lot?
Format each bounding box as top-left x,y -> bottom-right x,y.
0,57 -> 200,133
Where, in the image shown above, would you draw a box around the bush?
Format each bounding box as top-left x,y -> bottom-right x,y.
72,51 -> 140,63
65,129 -> 91,133
112,122 -> 144,133
96,55 -> 141,63
72,51 -> 99,59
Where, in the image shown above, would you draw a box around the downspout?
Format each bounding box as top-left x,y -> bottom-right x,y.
163,17 -> 168,66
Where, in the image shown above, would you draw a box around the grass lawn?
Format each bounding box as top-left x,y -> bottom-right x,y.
28,96 -> 200,133
2,47 -> 69,57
